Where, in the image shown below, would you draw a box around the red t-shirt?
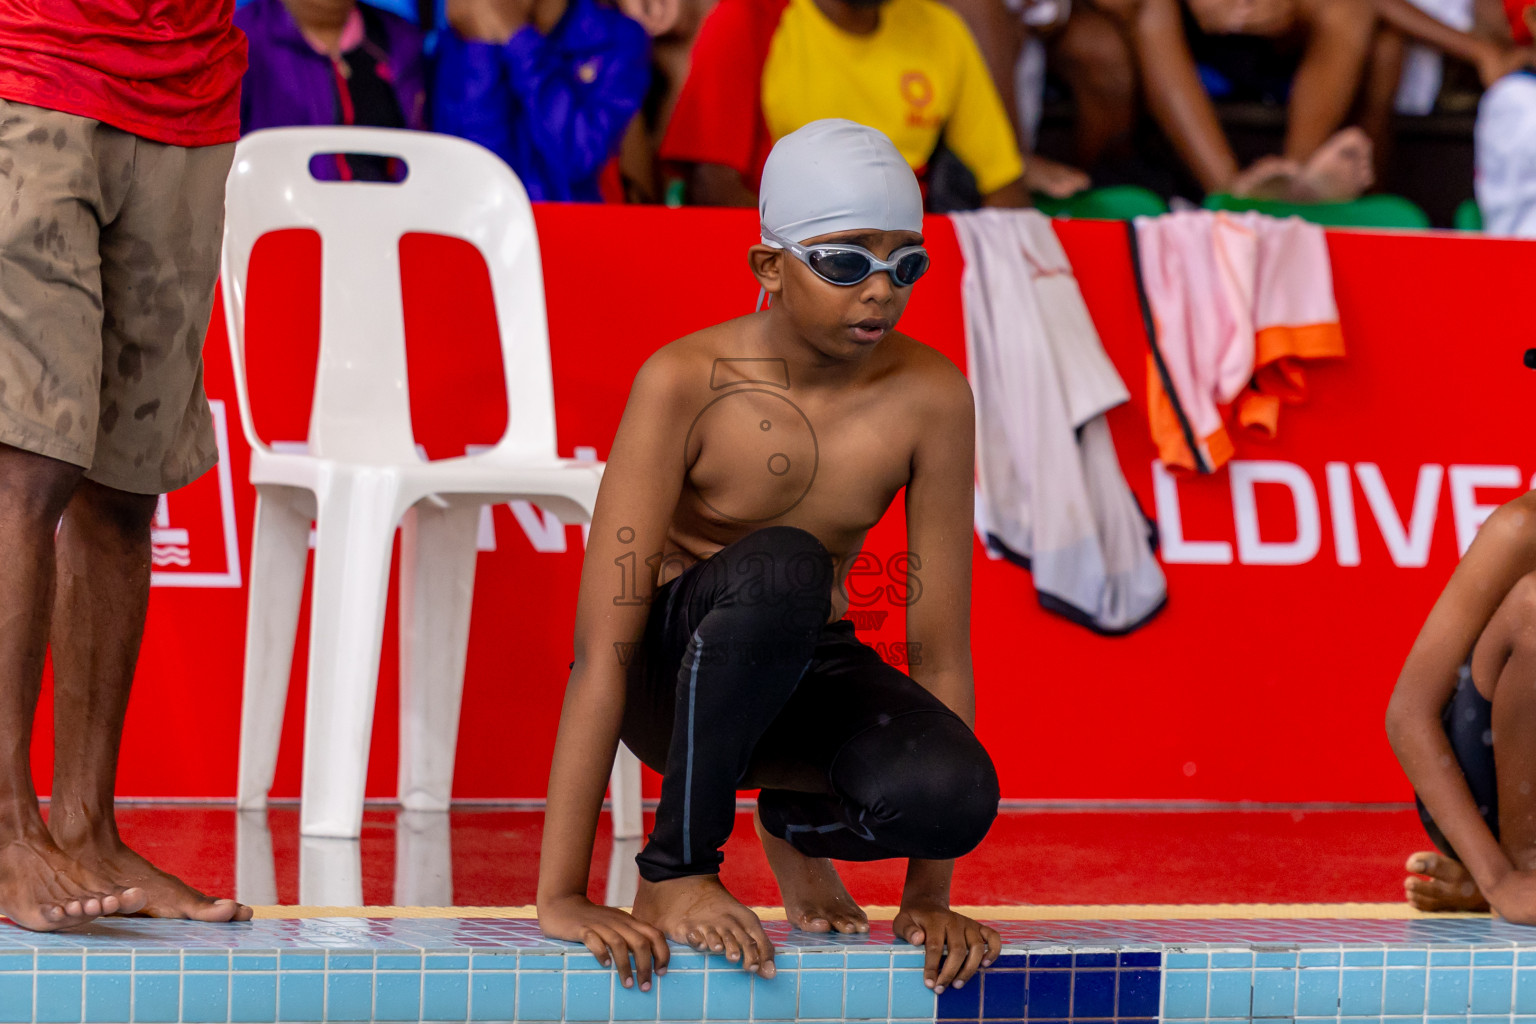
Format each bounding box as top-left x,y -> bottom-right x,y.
0,1 -> 248,147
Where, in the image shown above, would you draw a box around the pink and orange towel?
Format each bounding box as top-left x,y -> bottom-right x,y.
1131,211 -> 1345,475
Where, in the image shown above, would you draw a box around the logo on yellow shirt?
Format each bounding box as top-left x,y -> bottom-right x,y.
899,71 -> 939,128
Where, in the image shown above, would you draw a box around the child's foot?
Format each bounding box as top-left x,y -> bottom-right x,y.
1405,852 -> 1490,912
0,829 -> 145,931
632,874 -> 776,976
1290,128 -> 1375,203
754,806 -> 868,935
52,827 -> 251,922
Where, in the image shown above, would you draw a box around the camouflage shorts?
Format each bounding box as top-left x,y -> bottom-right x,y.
0,98 -> 234,495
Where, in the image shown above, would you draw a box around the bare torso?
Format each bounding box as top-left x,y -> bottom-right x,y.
653,318 -> 944,621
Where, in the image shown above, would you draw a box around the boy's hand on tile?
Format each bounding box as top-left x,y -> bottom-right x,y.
538,895 -> 670,990
893,903 -> 1001,994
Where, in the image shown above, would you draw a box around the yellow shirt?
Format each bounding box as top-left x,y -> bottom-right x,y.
760,0 -> 1025,195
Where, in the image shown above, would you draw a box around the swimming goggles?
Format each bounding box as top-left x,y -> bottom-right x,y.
760,225 -> 931,288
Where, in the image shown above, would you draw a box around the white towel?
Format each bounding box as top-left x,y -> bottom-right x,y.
952,209 -> 1167,634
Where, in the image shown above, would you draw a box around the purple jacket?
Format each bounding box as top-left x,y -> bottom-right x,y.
235,0 -> 427,137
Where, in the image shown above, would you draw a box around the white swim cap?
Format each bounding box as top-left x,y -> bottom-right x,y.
758,119 -> 923,246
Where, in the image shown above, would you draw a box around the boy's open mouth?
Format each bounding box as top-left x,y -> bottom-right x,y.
849,318 -> 890,341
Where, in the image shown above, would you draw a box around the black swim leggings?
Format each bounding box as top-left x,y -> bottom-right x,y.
620,526 -> 1001,883
1416,660 -> 1499,859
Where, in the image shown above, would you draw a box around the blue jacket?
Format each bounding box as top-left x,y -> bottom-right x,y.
433,0 -> 649,202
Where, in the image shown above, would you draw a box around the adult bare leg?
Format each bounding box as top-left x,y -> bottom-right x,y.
0,445 -> 143,930
46,478 -> 250,921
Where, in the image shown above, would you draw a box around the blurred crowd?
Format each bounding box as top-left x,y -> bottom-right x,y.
237,0 -> 1536,231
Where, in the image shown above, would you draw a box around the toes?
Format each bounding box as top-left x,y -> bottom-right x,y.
796,912 -> 831,933
116,888 -> 148,915
184,899 -> 243,923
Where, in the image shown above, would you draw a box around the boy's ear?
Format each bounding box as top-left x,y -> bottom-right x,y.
749,244 -> 785,297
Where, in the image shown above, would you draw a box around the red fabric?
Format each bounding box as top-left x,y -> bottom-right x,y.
657,0 -> 786,190
0,0 -> 247,147
1506,0 -> 1533,44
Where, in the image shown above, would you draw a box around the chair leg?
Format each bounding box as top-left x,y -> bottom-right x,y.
299,471 -> 401,839
609,746 -> 644,841
299,836 -> 363,907
393,808 -> 453,907
237,486 -> 314,811
235,809 -> 278,908
397,503 -> 481,812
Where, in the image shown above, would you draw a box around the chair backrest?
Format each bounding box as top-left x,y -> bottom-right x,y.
222,127 -> 560,464
1034,185 -> 1170,221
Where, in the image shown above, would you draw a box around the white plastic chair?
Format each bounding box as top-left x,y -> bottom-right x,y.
223,127 -> 643,842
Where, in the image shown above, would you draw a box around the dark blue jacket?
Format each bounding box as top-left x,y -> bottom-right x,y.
433,0 -> 649,202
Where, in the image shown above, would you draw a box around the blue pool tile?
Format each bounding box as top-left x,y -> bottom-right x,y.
891,967 -> 936,1020
980,969 -> 1024,1019
704,967 -> 751,1021
1208,968 -> 1252,1017
1299,950 -> 1341,967
1166,952 -> 1208,970
751,972 -> 797,1021
1251,968 -> 1295,1017
657,970 -> 704,1020
847,970 -> 889,1020
424,971 -> 469,1022
381,954 -> 426,971
84,955 -> 129,973
1212,952 -> 1254,969
327,954 -> 372,972
469,971 -> 514,1022
1339,967 -> 1383,1016
184,954 -> 231,972
1121,950 -> 1161,968
1162,969 -> 1209,1019
1073,969 -> 1116,1017
1343,949 -> 1385,967
0,953 -> 33,972
231,955 -> 276,973
1472,966 -> 1514,1013
934,971 -> 978,1020
892,949 -> 925,969
1026,952 -> 1071,970
1384,966 -> 1428,1015
36,972 -> 82,1024
1118,968 -> 1160,1018
1519,967 -> 1536,1013
609,975 -> 658,1021
1076,952 -> 1117,969
182,972 -> 230,1023
425,955 -> 470,972
38,954 -> 82,973
846,950 -> 892,969
799,952 -> 844,971
134,973 -> 181,1024
276,952 -> 323,972
1388,947 -> 1429,966
1295,968 -> 1340,1016
229,973 -> 278,1023
83,973 -> 129,1024
0,961 -> 37,1017
516,971 -> 564,1021
326,971 -> 373,1022
1475,949 -> 1515,965
1431,949 -> 1473,966
1028,969 -> 1071,1018
1256,951 -> 1298,969
798,969 -> 844,1020
1428,966 -> 1471,1014
376,971 -> 423,1021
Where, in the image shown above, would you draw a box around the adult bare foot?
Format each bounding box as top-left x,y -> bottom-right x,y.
1290,128 -> 1374,203
1405,851 -> 1489,912
55,833 -> 250,922
0,827 -> 145,931
753,805 -> 867,935
1022,154 -> 1091,201
632,873 -> 776,977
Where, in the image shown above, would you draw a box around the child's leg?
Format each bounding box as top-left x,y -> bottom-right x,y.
747,630 -> 999,927
1049,6 -> 1138,169
623,525 -> 832,882
1284,0 -> 1376,161
1409,572 -> 1536,910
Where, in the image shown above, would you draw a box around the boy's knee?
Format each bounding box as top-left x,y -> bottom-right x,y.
1299,0 -> 1373,42
842,712 -> 1000,860
1058,16 -> 1136,98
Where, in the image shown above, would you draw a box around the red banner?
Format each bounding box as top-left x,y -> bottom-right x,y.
49,206 -> 1536,805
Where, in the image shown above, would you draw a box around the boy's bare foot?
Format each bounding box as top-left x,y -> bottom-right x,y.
0,827 -> 145,931
54,832 -> 251,922
632,874 -> 776,976
753,806 -> 868,935
1405,851 -> 1490,912
1022,155 -> 1091,201
1290,128 -> 1374,203
1228,155 -> 1302,200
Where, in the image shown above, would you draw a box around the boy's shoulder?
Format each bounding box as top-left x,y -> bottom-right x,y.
879,330 -> 974,412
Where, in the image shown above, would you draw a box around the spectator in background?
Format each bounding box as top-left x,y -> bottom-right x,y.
435,0 -> 651,201
1088,0 -> 1381,201
1474,0 -> 1536,235
659,0 -> 1029,207
236,0 -> 427,180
